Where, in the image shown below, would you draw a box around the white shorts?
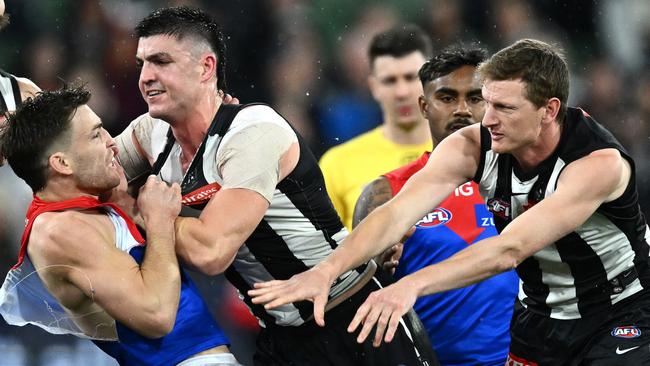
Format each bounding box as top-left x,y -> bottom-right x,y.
176,353 -> 241,366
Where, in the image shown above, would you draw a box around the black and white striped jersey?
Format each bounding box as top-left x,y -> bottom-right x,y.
0,69 -> 21,113
142,104 -> 368,327
474,107 -> 650,319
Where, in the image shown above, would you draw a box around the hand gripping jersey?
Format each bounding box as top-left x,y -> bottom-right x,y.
384,152 -> 518,366
0,196 -> 229,366
144,104 -> 371,327
474,107 -> 650,320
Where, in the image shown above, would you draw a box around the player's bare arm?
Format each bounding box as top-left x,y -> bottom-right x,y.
248,125 -> 481,324
174,188 -> 270,275
175,125 -> 299,275
347,148 -> 631,346
353,177 -> 403,274
353,177 -> 393,228
28,176 -> 182,339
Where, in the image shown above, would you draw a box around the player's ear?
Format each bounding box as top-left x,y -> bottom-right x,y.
49,151 -> 74,176
542,97 -> 561,124
418,95 -> 428,117
200,53 -> 217,83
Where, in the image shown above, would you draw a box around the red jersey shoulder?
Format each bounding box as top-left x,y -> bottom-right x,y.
383,152 -> 430,195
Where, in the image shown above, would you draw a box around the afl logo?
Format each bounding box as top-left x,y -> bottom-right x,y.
611,326 -> 641,338
416,208 -> 452,228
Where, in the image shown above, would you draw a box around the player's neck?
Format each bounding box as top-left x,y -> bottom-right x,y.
382,119 -> 431,146
36,183 -> 98,203
513,120 -> 563,172
171,95 -> 223,159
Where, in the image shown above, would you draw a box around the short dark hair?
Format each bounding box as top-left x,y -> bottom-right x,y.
419,44 -> 488,86
0,86 -> 90,192
478,39 -> 569,122
135,6 -> 228,92
368,24 -> 432,66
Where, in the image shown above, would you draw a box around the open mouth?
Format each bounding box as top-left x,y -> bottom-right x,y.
146,90 -> 165,98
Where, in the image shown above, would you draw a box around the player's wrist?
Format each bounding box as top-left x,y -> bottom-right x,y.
314,260 -> 340,284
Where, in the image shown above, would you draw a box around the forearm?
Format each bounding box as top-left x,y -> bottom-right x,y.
174,217 -> 238,275
408,235 -> 520,297
139,216 -> 181,329
320,202 -> 408,281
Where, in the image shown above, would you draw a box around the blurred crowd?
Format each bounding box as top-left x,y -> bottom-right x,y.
0,0 -> 648,365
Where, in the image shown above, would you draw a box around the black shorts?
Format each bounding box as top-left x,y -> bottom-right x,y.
253,277 -> 439,366
507,291 -> 650,366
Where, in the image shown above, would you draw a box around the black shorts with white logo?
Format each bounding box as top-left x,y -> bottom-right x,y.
507,291 -> 650,366
253,277 -> 439,366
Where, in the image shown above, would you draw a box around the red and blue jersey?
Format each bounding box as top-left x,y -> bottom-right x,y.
384,152 -> 518,366
8,196 -> 229,366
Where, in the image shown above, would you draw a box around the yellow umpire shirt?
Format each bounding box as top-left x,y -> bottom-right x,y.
319,126 -> 432,230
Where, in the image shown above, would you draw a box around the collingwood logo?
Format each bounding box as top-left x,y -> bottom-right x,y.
487,198 -> 510,219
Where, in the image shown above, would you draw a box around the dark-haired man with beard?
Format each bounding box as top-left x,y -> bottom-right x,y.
0,86 -> 238,366
116,6 -> 437,366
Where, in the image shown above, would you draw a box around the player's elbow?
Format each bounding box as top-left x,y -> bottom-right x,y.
496,240 -> 527,273
191,245 -> 235,276
196,256 -> 226,276
140,309 -> 177,339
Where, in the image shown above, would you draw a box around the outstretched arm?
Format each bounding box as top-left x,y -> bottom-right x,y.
249,125 -> 482,325
347,148 -> 632,346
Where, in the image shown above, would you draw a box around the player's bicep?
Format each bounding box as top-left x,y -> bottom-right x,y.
388,129 -> 480,226
218,123 -> 296,203
415,127 -> 480,189
37,216 -> 153,321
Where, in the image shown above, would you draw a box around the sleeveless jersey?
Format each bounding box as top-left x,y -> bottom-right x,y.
0,196 -> 229,366
385,152 -> 518,366
474,107 -> 650,319
0,69 -> 21,114
146,104 -> 370,327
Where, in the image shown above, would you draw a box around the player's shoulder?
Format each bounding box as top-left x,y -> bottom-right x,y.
129,112 -> 167,131
235,103 -> 285,124
230,103 -> 295,135
31,210 -> 110,252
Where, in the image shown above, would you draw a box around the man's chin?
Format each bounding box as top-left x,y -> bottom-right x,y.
395,118 -> 421,131
147,107 -> 167,120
